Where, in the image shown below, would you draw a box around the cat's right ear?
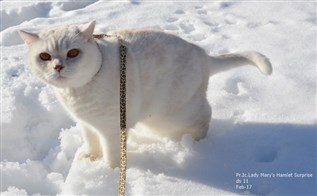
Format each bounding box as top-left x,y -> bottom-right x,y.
79,20 -> 96,41
18,30 -> 39,47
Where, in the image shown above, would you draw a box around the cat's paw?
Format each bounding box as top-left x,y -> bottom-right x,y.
108,155 -> 120,169
190,126 -> 208,141
77,151 -> 99,161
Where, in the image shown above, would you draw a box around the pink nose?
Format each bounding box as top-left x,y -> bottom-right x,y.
54,64 -> 64,72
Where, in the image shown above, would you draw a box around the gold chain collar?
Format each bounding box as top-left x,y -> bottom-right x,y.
94,34 -> 128,196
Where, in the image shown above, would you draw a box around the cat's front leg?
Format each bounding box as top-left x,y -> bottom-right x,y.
99,129 -> 120,169
77,124 -> 101,161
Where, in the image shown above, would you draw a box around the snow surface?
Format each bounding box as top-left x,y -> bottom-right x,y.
1,1 -> 316,195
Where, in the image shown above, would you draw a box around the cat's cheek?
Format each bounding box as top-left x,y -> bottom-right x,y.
39,63 -> 49,70
32,56 -> 48,70
49,78 -> 68,88
32,69 -> 51,86
66,56 -> 81,66
28,61 -> 43,77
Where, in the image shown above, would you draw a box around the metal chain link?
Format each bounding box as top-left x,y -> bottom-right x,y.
118,39 -> 127,196
94,34 -> 128,196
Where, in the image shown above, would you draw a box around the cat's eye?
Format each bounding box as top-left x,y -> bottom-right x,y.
39,52 -> 51,61
67,48 -> 80,58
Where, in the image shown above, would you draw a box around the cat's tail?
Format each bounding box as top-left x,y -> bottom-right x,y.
209,51 -> 272,75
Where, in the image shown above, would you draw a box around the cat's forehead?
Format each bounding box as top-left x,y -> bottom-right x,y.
38,24 -> 80,40
34,24 -> 83,51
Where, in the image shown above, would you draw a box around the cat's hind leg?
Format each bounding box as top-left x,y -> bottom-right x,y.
144,98 -> 211,141
77,124 -> 101,161
185,98 -> 211,141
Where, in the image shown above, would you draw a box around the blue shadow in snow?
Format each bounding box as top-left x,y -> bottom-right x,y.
135,119 -> 317,195
175,119 -> 317,195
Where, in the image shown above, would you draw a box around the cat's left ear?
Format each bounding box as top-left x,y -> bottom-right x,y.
79,20 -> 96,40
18,30 -> 39,47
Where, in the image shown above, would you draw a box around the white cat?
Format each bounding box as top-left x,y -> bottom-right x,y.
19,21 -> 272,168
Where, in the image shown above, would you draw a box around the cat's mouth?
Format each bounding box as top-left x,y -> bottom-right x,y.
50,73 -> 68,82
45,72 -> 67,82
56,75 -> 67,81
51,75 -> 69,86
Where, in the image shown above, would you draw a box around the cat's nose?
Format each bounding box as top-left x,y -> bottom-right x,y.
54,64 -> 64,72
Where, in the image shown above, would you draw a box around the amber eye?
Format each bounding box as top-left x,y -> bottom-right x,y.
67,48 -> 80,58
39,52 -> 51,61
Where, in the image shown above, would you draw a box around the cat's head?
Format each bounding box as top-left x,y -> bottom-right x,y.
19,21 -> 102,88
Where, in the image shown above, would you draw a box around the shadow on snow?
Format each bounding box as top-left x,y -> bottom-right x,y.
132,119 -> 317,195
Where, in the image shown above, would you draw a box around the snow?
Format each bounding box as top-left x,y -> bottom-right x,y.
1,1 -> 316,195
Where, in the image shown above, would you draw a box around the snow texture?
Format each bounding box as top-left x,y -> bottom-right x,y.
1,1 -> 316,195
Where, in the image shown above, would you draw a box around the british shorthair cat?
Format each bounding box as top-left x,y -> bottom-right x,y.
19,21 -> 272,168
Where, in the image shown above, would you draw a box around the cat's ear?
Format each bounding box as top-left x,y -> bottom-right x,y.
18,30 -> 39,47
79,20 -> 96,40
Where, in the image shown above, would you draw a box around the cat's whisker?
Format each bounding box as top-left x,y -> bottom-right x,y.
61,69 -> 74,76
45,71 -> 59,80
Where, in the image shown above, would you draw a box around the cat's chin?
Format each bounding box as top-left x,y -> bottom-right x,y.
48,76 -> 91,88
45,74 -> 74,87
55,75 -> 67,81
44,73 -> 72,88
48,77 -> 69,88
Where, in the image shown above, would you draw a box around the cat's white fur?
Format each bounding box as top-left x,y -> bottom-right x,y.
19,21 -> 272,168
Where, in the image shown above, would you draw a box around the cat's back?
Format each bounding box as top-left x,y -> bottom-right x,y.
108,28 -> 181,43
107,29 -> 203,54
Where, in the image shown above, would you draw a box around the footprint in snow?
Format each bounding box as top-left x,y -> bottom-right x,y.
194,5 -> 203,9
180,22 -> 195,34
246,22 -> 262,29
189,34 -> 207,42
306,16 -> 317,25
166,17 -> 178,23
203,21 -> 218,27
219,2 -> 233,9
164,24 -> 179,31
254,146 -> 278,163
164,16 -> 180,32
130,0 -> 141,4
197,10 -> 208,15
174,9 -> 185,14
202,21 -> 221,34
221,34 -> 230,39
224,79 -> 246,95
